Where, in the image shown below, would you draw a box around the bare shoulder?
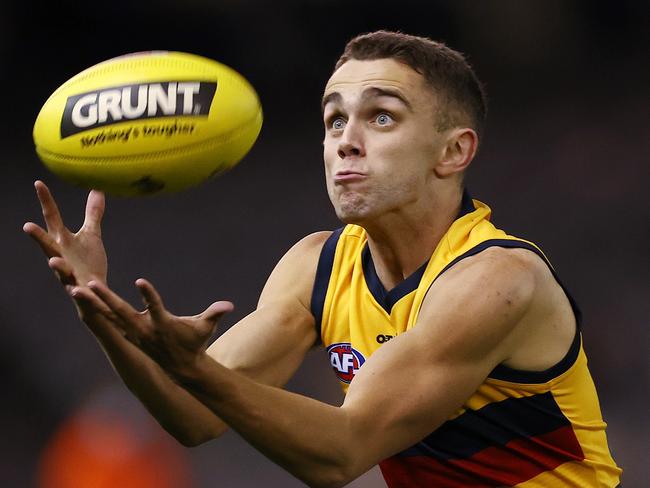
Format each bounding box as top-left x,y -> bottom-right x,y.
424,245 -> 576,371
428,246 -> 542,310
288,231 -> 333,256
258,231 -> 332,309
458,244 -> 547,272
463,245 -> 577,319
208,232 -> 331,372
207,232 -> 333,382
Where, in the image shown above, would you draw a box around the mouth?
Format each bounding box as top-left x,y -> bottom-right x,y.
334,170 -> 367,183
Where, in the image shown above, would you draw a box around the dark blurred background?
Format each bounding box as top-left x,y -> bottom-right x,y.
1,1 -> 648,486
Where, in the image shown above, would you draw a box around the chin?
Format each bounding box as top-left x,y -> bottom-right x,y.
330,190 -> 381,225
334,202 -> 374,226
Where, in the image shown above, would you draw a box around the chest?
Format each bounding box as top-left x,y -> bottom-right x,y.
321,257 -> 425,389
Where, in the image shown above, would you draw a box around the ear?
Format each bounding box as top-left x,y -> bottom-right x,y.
434,128 -> 478,178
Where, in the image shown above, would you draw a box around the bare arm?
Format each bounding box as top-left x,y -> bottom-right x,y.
84,246 -> 550,486
24,181 -> 324,446
206,230 -> 324,390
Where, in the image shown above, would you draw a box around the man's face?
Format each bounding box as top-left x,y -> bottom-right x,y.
322,58 -> 444,225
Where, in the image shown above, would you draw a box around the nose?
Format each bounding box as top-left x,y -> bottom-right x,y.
337,121 -> 365,159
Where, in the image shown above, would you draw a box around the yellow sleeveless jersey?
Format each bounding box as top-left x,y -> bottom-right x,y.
311,192 -> 621,487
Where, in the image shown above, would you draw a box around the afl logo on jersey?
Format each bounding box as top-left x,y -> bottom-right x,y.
327,343 -> 366,384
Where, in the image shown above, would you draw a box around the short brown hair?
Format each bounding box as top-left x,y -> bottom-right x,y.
335,31 -> 487,139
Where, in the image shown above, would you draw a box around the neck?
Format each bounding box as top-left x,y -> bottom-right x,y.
363,186 -> 464,291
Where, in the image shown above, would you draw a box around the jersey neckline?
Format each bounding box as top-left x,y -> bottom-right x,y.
362,189 -> 476,314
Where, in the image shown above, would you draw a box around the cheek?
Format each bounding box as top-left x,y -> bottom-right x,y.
322,145 -> 337,198
371,140 -> 433,194
322,140 -> 337,174
383,131 -> 436,172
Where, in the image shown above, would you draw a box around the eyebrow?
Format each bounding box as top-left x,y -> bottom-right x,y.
321,86 -> 413,113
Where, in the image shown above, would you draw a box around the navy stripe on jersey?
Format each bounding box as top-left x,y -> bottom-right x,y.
361,189 -> 477,314
362,246 -> 428,314
381,422 -> 584,487
382,393 -> 585,486
398,392 -> 576,461
431,238 -> 582,384
311,228 -> 344,340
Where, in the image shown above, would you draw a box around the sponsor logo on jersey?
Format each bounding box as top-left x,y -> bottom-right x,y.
376,334 -> 394,343
326,342 -> 366,384
60,81 -> 217,137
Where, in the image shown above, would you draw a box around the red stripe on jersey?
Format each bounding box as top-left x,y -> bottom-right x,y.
380,425 -> 585,487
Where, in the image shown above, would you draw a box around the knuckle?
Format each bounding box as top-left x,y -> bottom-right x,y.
122,322 -> 143,344
142,322 -> 158,341
128,309 -> 144,323
106,311 -> 119,322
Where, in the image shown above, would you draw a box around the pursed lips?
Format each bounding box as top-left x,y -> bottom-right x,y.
334,170 -> 367,183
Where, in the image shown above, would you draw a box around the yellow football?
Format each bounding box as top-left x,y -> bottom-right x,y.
33,51 -> 263,196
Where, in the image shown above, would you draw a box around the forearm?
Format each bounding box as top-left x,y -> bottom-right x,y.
91,323 -> 227,446
179,354 -> 364,487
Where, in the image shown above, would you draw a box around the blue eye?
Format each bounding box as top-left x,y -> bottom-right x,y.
331,118 -> 346,130
375,113 -> 393,126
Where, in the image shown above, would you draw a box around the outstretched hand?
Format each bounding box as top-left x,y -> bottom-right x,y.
71,278 -> 234,379
24,181 -> 233,378
23,180 -> 107,287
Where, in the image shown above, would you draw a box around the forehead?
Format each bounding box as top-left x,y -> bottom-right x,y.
324,58 -> 429,102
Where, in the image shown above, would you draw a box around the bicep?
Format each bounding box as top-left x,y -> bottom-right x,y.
207,301 -> 316,387
207,231 -> 330,387
340,251 -> 537,468
341,330 -> 492,466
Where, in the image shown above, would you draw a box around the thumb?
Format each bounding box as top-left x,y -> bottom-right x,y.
199,301 -> 234,324
135,278 -> 167,320
82,189 -> 105,236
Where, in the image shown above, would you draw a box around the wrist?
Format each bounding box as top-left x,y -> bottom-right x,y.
173,351 -> 218,388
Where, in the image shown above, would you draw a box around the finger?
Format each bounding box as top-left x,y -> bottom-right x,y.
82,190 -> 105,236
135,278 -> 168,321
69,286 -> 127,338
69,285 -> 114,317
87,280 -> 140,324
34,180 -> 66,235
23,221 -> 61,258
198,301 -> 234,324
48,256 -> 76,286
